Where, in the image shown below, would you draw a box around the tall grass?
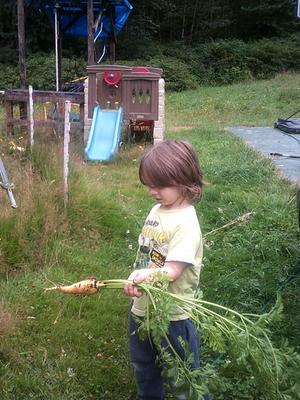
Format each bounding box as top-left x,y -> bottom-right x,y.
0,73 -> 299,399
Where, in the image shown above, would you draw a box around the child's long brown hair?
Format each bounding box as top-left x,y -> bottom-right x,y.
139,140 -> 204,203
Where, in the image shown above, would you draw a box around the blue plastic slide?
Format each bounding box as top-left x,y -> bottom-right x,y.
85,106 -> 123,162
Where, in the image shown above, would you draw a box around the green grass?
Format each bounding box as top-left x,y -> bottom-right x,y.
0,72 -> 300,399
167,72 -> 300,128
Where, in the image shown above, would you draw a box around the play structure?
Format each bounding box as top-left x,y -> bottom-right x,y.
4,64 -> 165,162
4,0 -> 165,163
25,0 -> 133,89
84,64 -> 163,161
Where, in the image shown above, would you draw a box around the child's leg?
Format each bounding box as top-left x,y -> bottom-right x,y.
163,319 -> 200,367
162,319 -> 212,400
129,314 -> 165,400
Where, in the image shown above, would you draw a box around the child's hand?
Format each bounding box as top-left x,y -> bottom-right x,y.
123,269 -> 153,297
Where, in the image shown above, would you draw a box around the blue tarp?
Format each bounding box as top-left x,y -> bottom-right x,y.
27,0 -> 132,40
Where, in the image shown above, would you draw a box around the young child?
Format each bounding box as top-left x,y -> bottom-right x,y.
124,140 -> 209,400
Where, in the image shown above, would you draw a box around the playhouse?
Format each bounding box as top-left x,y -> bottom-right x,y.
84,64 -> 164,160
5,0 -> 165,161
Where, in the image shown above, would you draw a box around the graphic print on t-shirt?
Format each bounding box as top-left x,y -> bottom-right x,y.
134,217 -> 168,270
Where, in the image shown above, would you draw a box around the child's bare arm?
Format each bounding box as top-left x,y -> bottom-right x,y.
123,261 -> 188,297
160,261 -> 189,281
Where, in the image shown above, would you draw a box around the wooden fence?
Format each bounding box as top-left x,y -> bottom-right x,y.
4,89 -> 84,136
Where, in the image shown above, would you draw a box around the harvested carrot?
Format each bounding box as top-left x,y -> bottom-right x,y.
45,278 -> 99,295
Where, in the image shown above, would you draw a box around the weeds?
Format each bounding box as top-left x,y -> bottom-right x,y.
0,73 -> 299,399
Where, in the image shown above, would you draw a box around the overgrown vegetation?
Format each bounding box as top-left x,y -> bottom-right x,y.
1,34 -> 300,91
0,0 -> 297,62
0,73 -> 300,399
1,0 -> 299,93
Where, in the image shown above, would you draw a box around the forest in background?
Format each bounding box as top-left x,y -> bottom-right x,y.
0,1 -> 299,91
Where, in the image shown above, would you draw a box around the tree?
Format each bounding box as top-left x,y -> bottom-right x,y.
229,0 -> 296,39
0,0 -> 17,63
0,0 -> 298,66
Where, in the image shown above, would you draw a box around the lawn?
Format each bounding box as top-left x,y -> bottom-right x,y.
0,73 -> 299,399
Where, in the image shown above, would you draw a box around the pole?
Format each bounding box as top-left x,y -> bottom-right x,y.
54,2 -> 60,91
28,85 -> 34,147
109,41 -> 116,64
17,0 -> 27,87
109,4 -> 116,64
87,0 -> 95,64
17,0 -> 28,129
63,101 -> 71,209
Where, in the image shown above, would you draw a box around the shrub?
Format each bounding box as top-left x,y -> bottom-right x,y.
191,39 -> 251,85
246,38 -> 300,78
1,35 -> 300,91
147,55 -> 199,91
0,64 -> 19,89
0,53 -> 87,90
27,53 -> 87,90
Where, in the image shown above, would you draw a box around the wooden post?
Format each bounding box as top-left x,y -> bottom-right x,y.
5,98 -> 14,136
80,103 -> 84,128
63,101 -> 71,209
17,0 -> 27,88
28,85 -> 34,147
109,41 -> 116,64
87,0 -> 95,65
17,0 -> 28,130
109,4 -> 116,64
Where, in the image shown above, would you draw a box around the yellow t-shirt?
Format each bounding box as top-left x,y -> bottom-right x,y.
131,204 -> 203,321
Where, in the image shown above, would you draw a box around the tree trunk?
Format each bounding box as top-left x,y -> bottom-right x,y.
181,0 -> 187,40
189,1 -> 198,43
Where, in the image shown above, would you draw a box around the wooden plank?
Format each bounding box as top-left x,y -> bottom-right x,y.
4,89 -> 84,104
86,64 -> 132,74
4,90 -> 27,102
6,118 -> 28,127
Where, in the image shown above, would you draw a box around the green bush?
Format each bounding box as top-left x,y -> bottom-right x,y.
117,36 -> 161,61
0,64 -> 19,89
26,53 -> 57,90
144,35 -> 300,88
1,34 -> 300,91
0,53 -> 87,90
27,53 -> 87,90
146,55 -> 199,91
246,38 -> 300,78
191,40 -> 251,85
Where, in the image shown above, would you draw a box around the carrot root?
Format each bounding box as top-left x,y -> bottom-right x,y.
45,278 -> 99,295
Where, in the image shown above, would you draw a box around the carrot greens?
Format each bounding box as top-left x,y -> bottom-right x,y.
46,275 -> 300,399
